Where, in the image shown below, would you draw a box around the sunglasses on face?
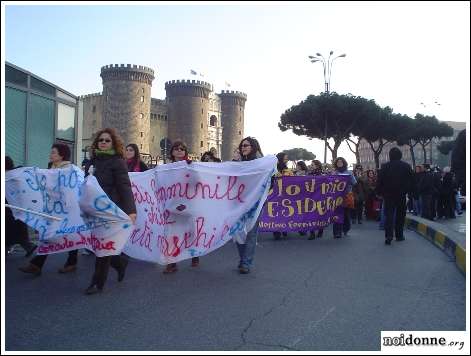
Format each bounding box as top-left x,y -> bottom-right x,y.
241,144 -> 251,148
173,147 -> 186,152
99,138 -> 112,143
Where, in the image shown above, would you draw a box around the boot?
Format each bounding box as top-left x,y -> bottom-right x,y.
84,284 -> 103,295
18,263 -> 41,276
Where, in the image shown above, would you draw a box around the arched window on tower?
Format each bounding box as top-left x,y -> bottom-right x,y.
210,115 -> 217,127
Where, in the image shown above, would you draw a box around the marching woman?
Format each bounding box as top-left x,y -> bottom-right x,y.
273,152 -> 293,240
19,143 -> 78,276
125,143 -> 149,172
308,160 -> 325,240
332,157 -> 356,239
162,140 -> 200,274
83,128 -> 136,295
236,137 -> 264,274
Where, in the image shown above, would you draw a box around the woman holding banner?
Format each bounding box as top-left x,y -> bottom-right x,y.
237,137 -> 264,274
83,128 -> 136,295
125,143 -> 149,172
308,160 -> 325,240
332,157 -> 356,239
19,143 -> 79,276
162,140 -> 200,274
273,152 -> 293,240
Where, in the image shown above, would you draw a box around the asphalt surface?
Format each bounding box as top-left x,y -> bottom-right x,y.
5,220 -> 466,351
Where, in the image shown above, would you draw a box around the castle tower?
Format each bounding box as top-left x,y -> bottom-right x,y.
165,80 -> 213,157
100,64 -> 155,153
219,90 -> 247,161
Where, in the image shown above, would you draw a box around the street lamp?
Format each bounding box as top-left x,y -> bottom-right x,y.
308,51 -> 346,163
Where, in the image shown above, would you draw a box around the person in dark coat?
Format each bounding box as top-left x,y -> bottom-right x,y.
418,164 -> 436,220
125,143 -> 149,172
451,129 -> 466,196
376,147 -> 414,245
83,128 -> 137,295
5,156 -> 37,257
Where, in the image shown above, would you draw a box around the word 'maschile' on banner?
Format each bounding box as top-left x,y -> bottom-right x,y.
258,175 -> 350,232
5,156 -> 277,264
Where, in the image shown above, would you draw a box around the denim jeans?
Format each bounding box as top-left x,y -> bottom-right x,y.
236,224 -> 258,269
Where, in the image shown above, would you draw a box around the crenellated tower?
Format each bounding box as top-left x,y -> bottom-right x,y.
101,64 -> 155,153
165,79 -> 213,157
219,90 -> 247,161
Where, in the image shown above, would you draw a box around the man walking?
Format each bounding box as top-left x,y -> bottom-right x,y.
376,147 -> 414,245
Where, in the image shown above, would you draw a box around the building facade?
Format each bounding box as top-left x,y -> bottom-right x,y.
80,64 -> 247,163
5,62 -> 82,168
358,121 -> 466,170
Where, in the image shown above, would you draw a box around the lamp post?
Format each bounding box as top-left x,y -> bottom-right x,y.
308,51 -> 346,163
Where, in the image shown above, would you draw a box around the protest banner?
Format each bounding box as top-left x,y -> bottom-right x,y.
5,166 -> 132,257
6,156 -> 277,263
258,175 -> 350,232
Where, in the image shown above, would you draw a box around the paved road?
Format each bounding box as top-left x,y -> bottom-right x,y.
5,220 -> 465,351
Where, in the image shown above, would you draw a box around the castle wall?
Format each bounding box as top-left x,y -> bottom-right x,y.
101,64 -> 154,153
150,98 -> 168,159
165,80 -> 212,157
219,90 -> 247,161
80,93 -> 103,151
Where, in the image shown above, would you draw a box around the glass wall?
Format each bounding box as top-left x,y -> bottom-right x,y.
5,87 -> 27,166
27,94 -> 55,167
5,62 -> 79,168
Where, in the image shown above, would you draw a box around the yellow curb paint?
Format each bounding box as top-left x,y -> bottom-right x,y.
418,223 -> 427,236
455,246 -> 466,274
434,231 -> 445,249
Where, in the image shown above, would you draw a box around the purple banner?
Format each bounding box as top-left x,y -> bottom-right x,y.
258,175 -> 350,232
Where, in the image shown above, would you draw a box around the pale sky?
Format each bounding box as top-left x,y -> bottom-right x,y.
3,2 -> 470,163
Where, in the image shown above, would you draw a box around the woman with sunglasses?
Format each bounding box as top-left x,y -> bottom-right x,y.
236,137 -> 264,274
125,143 -> 149,172
83,128 -> 137,295
162,140 -> 200,274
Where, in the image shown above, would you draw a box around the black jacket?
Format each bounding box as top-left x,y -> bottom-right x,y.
86,155 -> 136,215
376,160 -> 414,199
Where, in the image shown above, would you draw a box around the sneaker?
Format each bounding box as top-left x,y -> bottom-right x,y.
239,267 -> 250,274
385,239 -> 392,245
18,264 -> 41,276
84,285 -> 103,295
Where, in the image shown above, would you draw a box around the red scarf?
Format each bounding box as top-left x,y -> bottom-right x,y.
127,159 -> 140,172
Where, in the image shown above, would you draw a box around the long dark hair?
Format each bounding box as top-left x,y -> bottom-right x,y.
239,137 -> 263,161
91,128 -> 125,158
126,143 -> 141,166
333,157 -> 348,173
297,161 -> 308,171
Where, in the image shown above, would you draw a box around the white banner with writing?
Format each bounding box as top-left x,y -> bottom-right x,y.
5,156 -> 276,264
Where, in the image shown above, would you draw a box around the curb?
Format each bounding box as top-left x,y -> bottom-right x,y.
405,216 -> 466,275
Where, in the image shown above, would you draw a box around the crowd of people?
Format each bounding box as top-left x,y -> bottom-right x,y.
5,126 -> 465,295
6,128 -> 266,294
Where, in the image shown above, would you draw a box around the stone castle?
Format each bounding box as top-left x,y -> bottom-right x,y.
80,64 -> 247,162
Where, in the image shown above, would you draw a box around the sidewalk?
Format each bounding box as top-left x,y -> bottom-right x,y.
405,213 -> 466,275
